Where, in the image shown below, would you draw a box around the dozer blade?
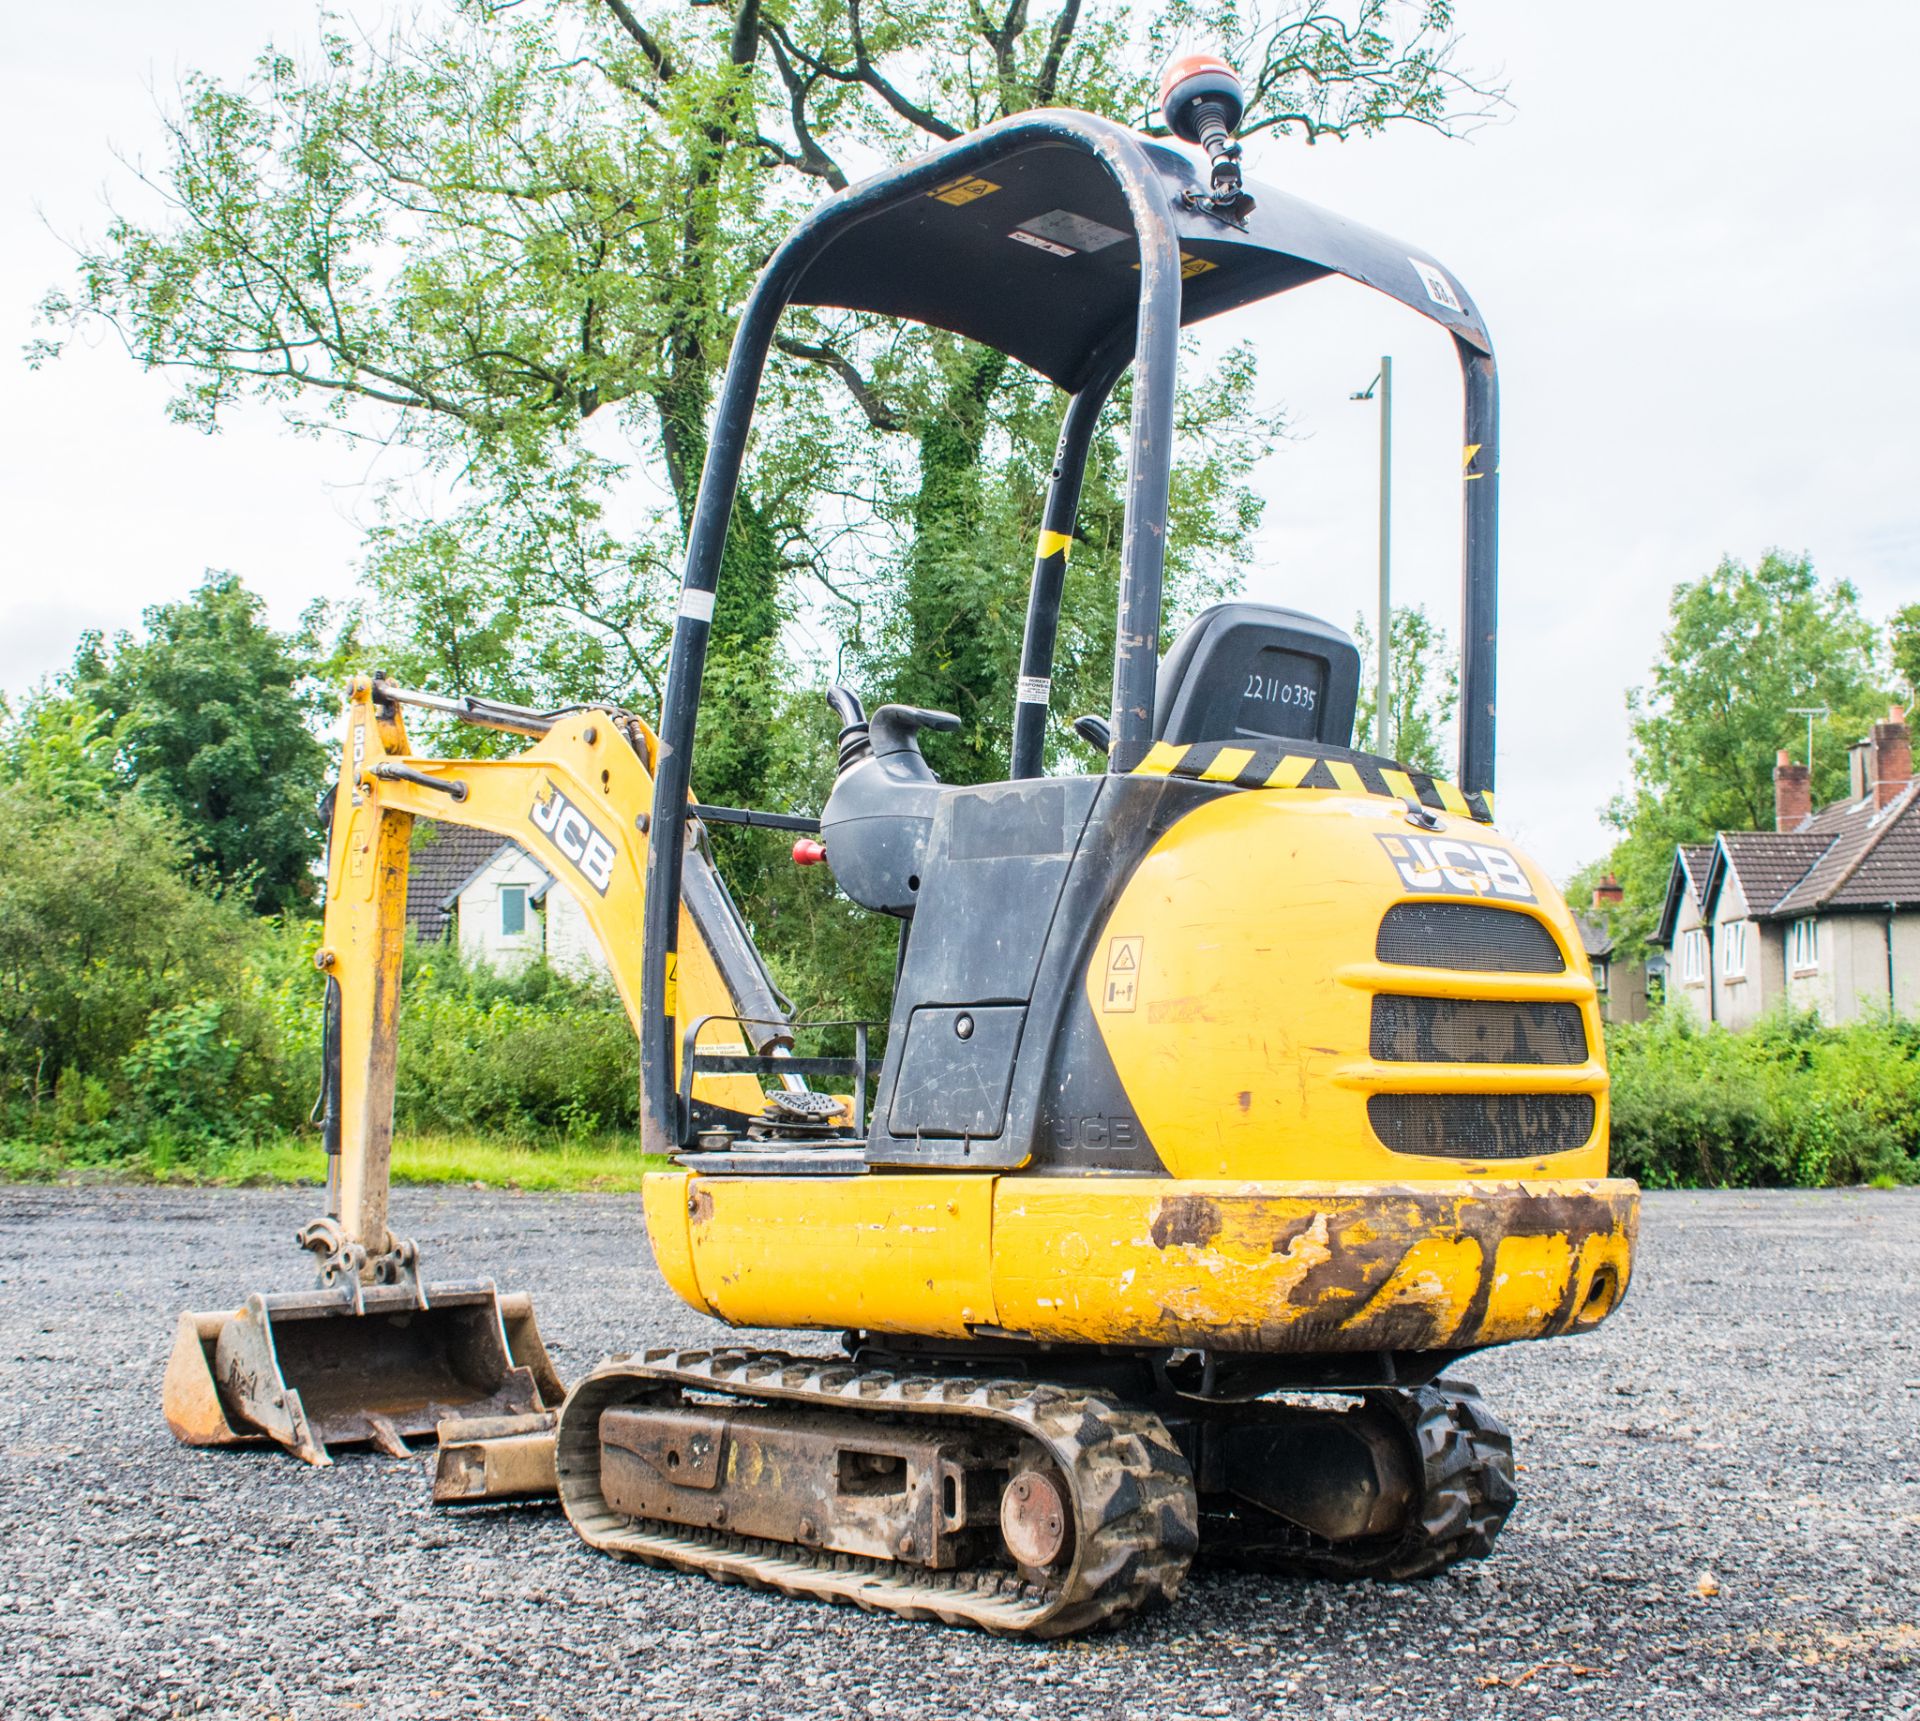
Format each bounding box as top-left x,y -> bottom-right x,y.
431,1409 -> 561,1505
163,1281 -> 564,1467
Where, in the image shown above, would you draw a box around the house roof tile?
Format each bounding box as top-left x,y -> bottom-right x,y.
1714,830 -> 1835,917
1573,911 -> 1613,960
1779,783 -> 1920,913
1679,844 -> 1716,906
1655,778 -> 1920,945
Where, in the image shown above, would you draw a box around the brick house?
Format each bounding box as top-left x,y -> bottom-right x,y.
1654,708 -> 1920,1025
403,825 -> 613,982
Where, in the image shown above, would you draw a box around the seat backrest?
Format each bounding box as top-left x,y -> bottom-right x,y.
1154,602 -> 1362,749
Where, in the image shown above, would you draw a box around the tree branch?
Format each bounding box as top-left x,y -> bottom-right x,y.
1032,0 -> 1082,106
762,29 -> 849,189
847,2 -> 961,140
600,0 -> 676,81
775,335 -> 903,432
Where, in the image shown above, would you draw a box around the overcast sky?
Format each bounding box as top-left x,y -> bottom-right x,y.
4,1 -> 1916,879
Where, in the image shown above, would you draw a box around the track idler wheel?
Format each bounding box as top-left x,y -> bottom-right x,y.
1000,1461 -> 1073,1573
1202,1379 -> 1517,1581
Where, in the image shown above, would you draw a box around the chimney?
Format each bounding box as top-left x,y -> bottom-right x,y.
1591,875 -> 1624,907
1773,749 -> 1810,831
1849,740 -> 1872,801
1871,705 -> 1912,810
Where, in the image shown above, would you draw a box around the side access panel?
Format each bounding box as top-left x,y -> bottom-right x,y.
868,773 -> 1220,1172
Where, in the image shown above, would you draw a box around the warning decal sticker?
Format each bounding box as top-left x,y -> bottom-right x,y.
1010,228 -> 1076,258
929,175 -> 1001,206
1103,936 -> 1143,1012
1014,208 -> 1129,254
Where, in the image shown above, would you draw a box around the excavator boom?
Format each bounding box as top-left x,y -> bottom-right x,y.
164,676 -> 794,1465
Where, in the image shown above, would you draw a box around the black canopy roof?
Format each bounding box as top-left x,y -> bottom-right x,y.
790,128 -> 1491,390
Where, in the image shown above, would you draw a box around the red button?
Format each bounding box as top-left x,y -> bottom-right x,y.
791,838 -> 827,866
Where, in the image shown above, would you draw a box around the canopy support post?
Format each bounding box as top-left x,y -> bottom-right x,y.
1457,340 -> 1499,799
1010,358 -> 1125,780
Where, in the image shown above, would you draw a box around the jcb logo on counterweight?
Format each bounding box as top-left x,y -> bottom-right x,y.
532,782 -> 616,895
1377,833 -> 1534,903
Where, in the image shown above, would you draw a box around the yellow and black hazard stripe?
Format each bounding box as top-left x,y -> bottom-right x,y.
1131,738 -> 1495,825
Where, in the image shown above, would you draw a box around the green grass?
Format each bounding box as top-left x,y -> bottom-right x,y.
0,1132 -> 670,1192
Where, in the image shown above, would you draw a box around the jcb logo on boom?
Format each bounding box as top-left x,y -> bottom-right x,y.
1377,833 -> 1535,903
532,782 -> 617,896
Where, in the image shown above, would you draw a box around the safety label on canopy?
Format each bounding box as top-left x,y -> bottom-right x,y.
1410,258 -> 1464,313
930,175 -> 1000,206
1013,208 -> 1130,254
1010,228 -> 1076,258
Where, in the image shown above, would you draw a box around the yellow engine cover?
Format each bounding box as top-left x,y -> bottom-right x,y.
645,785 -> 1635,1359
1090,788 -> 1608,1183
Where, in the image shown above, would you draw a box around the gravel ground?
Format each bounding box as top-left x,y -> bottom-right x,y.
0,1183 -> 1914,1720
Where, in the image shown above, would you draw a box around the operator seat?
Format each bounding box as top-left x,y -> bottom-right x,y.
1152,602 -> 1363,751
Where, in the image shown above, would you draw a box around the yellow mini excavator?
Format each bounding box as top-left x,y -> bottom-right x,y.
166,57 -> 1638,1636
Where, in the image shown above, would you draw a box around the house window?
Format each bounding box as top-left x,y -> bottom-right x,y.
1789,917 -> 1818,974
500,885 -> 527,937
1681,929 -> 1708,984
1593,960 -> 1610,994
1720,919 -> 1747,980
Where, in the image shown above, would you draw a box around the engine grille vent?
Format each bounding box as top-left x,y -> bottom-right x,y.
1376,903 -> 1565,973
1368,1093 -> 1596,1159
1371,996 -> 1588,1065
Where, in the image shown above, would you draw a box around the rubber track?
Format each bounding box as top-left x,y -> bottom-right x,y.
555,1348 -> 1199,1638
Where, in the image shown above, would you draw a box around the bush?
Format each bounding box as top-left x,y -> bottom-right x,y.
0,778 -> 637,1166
0,784 -> 287,1141
387,940 -> 637,1137
121,993 -> 294,1152
1607,1008 -> 1920,1188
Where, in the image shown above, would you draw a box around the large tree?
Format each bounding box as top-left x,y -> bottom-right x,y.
1893,603 -> 1920,704
35,0 -> 1500,1006
68,573 -> 331,913
1596,551 -> 1891,948
35,2 -> 1497,734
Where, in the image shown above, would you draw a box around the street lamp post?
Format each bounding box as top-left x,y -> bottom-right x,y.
1351,357 -> 1392,754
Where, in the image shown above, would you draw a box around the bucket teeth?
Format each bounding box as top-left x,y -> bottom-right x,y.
366,1415 -> 412,1460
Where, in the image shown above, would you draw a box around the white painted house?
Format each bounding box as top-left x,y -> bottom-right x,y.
1655,708 -> 1920,1026
404,825 -> 613,981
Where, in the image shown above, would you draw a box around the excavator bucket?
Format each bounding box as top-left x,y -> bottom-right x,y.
163,1282 -> 564,1467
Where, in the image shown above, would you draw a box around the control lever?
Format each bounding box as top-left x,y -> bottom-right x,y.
867,704 -> 961,762
825,685 -> 871,773
1071,713 -> 1112,755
